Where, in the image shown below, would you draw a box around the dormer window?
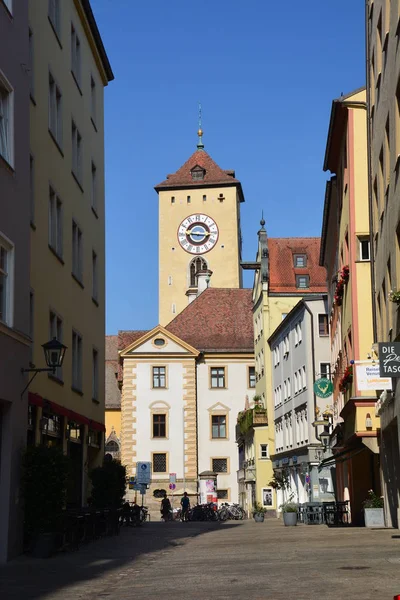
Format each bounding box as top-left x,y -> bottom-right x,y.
191,165 -> 205,181
294,254 -> 307,268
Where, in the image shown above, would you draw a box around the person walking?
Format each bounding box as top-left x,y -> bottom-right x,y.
180,491 -> 190,522
161,495 -> 172,521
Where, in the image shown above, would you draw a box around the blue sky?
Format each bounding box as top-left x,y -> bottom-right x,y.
94,0 -> 366,334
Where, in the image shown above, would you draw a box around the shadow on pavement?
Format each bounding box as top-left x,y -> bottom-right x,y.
0,521 -> 240,600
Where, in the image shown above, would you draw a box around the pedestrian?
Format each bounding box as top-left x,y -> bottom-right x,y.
180,491 -> 190,522
161,495 -> 172,521
131,500 -> 141,526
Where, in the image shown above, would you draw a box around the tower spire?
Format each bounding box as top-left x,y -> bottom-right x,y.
197,102 -> 204,150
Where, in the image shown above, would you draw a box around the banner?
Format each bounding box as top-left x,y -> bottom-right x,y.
356,363 -> 392,391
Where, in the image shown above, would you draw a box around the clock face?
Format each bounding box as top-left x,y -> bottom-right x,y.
177,214 -> 219,254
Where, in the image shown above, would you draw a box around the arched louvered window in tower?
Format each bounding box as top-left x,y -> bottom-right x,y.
189,257 -> 207,287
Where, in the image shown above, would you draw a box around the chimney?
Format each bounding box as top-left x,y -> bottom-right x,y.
196,269 -> 213,296
186,288 -> 197,304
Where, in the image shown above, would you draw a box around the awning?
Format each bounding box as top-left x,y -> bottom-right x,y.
318,446 -> 366,470
28,392 -> 105,432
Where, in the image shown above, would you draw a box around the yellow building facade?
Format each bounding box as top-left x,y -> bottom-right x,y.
28,0 -> 113,506
155,133 -> 244,325
321,89 -> 379,525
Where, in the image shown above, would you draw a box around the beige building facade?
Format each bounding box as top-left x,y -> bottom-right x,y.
28,0 -> 113,507
367,0 -> 400,528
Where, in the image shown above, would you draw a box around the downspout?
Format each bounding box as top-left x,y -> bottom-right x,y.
365,0 -> 377,343
303,302 -> 317,434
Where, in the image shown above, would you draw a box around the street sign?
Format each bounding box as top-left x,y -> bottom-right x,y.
355,363 -> 391,390
136,461 -> 152,485
169,483 -> 176,490
379,343 -> 400,377
169,473 -> 176,484
313,378 -> 333,398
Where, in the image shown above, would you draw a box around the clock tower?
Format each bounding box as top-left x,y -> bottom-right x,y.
155,128 -> 245,325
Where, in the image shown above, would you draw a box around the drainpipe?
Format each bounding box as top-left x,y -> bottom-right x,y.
365,0 -> 377,343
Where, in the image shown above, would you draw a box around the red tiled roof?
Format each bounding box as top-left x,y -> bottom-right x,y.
268,238 -> 327,294
118,330 -> 149,352
166,288 -> 253,352
155,150 -> 242,191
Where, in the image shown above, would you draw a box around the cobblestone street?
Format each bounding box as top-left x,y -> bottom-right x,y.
1,519 -> 400,600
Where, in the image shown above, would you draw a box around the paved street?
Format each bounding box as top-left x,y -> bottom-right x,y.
1,519 -> 400,600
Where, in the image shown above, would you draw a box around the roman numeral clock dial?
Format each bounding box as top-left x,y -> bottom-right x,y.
177,214 -> 219,254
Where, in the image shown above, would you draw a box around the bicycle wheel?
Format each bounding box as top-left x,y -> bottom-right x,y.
218,508 -> 228,521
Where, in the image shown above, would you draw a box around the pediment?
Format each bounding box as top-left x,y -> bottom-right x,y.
208,402 -> 231,413
119,325 -> 199,357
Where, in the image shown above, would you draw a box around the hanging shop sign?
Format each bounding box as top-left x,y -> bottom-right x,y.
313,378 -> 333,398
379,343 -> 400,377
355,363 -> 392,390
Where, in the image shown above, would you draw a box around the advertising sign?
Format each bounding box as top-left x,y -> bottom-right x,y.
136,461 -> 152,485
313,378 -> 333,398
355,363 -> 392,391
379,343 -> 400,377
169,473 -> 176,484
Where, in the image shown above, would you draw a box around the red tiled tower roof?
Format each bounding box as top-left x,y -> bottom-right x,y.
166,288 -> 253,352
268,238 -> 327,294
155,150 -> 244,201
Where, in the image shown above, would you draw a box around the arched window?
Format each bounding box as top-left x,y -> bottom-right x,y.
189,257 -> 207,287
105,440 -> 119,453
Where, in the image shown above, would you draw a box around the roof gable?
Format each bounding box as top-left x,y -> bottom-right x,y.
155,150 -> 243,198
119,325 -> 199,357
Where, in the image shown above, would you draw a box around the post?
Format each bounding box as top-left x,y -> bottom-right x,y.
183,405 -> 186,493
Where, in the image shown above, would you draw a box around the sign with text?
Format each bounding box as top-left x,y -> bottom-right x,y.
356,363 -> 392,390
169,473 -> 176,484
313,378 -> 333,398
136,462 -> 152,485
379,343 -> 400,377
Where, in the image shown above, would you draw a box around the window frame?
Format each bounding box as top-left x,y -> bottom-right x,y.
152,413 -> 167,438
211,414 -> 227,439
318,314 -> 329,337
296,274 -> 310,289
90,75 -> 97,127
71,119 -> 83,185
0,232 -> 14,327
72,219 -> 83,283
293,253 -> 307,268
48,72 -> 63,148
0,71 -> 14,167
91,161 -> 97,214
92,249 -> 98,303
48,185 -> 63,259
71,329 -> 83,392
211,457 -> 229,474
71,23 -> 82,89
248,366 -> 256,388
152,365 -> 167,389
260,444 -> 269,459
48,0 -> 61,40
152,451 -> 168,474
210,366 -> 226,389
320,362 -> 331,379
92,347 -> 98,401
359,237 -> 371,261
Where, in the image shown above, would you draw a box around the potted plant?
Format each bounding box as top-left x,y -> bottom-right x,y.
363,490 -> 385,528
90,455 -> 127,509
280,496 -> 298,526
388,290 -> 400,305
21,445 -> 69,558
252,502 -> 267,522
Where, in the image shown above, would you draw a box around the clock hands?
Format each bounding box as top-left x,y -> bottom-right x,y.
186,228 -> 211,237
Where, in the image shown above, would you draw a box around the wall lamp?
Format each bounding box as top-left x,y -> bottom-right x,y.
21,338 -> 67,397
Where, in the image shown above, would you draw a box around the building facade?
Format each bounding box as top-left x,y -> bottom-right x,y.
28,0 -> 113,507
367,0 -> 400,529
155,132 -> 244,325
240,225 -> 328,513
269,297 -> 335,507
0,0 -> 30,562
321,88 -> 381,525
118,288 -> 254,517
